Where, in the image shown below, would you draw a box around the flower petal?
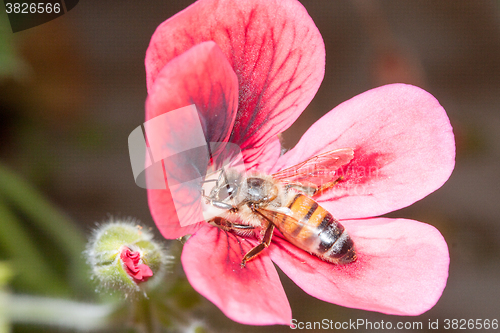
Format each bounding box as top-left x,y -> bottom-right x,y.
273,84 -> 455,219
181,225 -> 291,325
269,217 -> 449,315
146,0 -> 325,159
246,135 -> 282,173
148,189 -> 202,239
146,41 -> 239,239
146,41 -> 238,144
120,247 -> 153,283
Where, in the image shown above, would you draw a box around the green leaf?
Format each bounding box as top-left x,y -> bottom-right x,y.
0,262 -> 13,287
0,163 -> 92,296
0,199 -> 70,295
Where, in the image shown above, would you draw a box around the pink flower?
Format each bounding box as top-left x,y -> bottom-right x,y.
120,247 -> 153,283
144,0 -> 455,326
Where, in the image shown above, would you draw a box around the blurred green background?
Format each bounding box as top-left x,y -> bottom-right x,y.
1,1 -> 500,332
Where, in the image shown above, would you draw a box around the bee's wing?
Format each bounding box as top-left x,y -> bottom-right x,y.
255,207 -> 316,244
272,148 -> 354,187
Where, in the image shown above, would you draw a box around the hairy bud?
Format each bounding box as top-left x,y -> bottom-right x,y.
85,219 -> 170,295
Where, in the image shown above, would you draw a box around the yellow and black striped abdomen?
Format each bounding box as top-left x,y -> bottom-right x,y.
275,193 -> 356,264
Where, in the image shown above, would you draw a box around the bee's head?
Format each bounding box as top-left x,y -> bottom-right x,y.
210,169 -> 242,202
213,181 -> 238,201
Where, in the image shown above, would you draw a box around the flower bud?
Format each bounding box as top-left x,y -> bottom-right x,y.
85,219 -> 170,295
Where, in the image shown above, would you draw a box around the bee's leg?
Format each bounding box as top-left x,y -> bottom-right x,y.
209,217 -> 255,236
240,223 -> 275,268
204,197 -> 238,211
312,176 -> 344,197
201,188 -> 238,212
200,170 -> 234,209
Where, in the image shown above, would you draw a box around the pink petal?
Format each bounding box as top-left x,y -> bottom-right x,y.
269,217 -> 449,315
273,84 -> 455,219
146,0 -> 325,161
246,135 -> 282,173
148,189 -> 202,239
145,41 -> 238,144
146,41 -> 239,239
181,225 -> 291,325
136,264 -> 153,282
120,248 -> 154,283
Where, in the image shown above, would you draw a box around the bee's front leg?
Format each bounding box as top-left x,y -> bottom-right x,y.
202,192 -> 238,211
240,222 -> 275,268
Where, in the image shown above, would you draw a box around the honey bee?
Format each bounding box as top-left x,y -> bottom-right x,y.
202,148 -> 357,267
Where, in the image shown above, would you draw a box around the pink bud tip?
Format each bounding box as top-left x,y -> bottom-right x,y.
120,247 -> 153,283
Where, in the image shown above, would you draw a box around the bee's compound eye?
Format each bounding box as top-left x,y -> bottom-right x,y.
247,177 -> 265,188
246,177 -> 266,201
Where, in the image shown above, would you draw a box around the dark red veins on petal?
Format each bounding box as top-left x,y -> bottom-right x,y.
146,0 -> 325,156
180,225 -> 291,325
212,227 -> 270,282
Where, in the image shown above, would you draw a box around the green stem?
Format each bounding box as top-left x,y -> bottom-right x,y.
133,295 -> 161,333
0,291 -> 9,333
6,293 -> 114,331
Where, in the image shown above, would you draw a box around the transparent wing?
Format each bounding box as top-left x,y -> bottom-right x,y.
255,207 -> 316,245
272,148 -> 354,187
256,207 -> 301,228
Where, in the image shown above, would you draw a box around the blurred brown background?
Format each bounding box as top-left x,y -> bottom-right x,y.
1,1 -> 499,332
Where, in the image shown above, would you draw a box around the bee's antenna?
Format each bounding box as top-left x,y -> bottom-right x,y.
220,167 -> 233,193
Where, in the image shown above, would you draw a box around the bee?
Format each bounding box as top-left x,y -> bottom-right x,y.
202,148 -> 357,267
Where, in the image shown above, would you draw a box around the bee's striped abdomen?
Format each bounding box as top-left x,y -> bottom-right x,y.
277,193 -> 356,264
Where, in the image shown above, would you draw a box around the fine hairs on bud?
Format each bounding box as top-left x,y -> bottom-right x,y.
85,217 -> 172,297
